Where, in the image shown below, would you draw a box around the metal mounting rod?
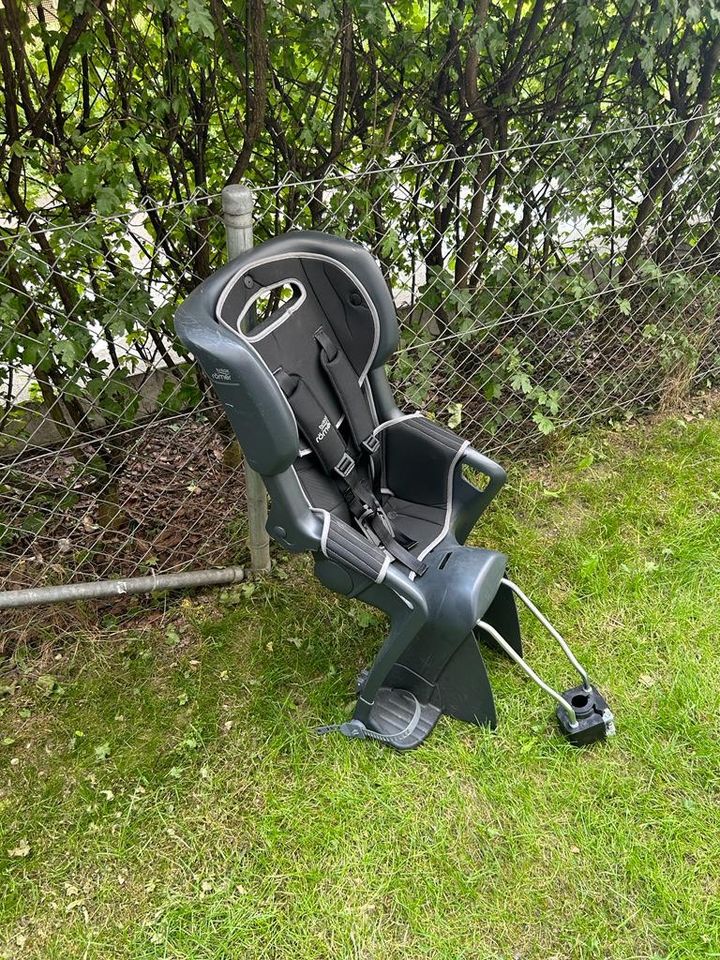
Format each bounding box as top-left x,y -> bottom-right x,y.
475,619 -> 578,727
0,566 -> 246,610
501,577 -> 591,690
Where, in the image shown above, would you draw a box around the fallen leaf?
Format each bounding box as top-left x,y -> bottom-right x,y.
8,838 -> 30,858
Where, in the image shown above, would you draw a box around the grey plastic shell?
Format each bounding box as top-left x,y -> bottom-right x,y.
174,229 -> 519,749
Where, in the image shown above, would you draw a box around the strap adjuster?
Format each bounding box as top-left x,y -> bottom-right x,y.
334,452 -> 356,478
363,434 -> 380,456
314,326 -> 338,361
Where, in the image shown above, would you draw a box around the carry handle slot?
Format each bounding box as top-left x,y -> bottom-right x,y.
236,278 -> 306,340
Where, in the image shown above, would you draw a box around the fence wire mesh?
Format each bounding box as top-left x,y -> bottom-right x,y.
2,114 -> 720,595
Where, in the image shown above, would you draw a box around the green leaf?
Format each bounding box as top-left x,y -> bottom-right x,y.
580,553 -> 600,578
53,340 -> 80,367
639,44 -> 655,75
65,162 -> 98,200
483,380 -> 502,401
447,402 -> 463,429
36,674 -> 59,696
187,0 -> 214,38
511,371 -> 533,395
545,389 -> 561,415
96,186 -> 122,216
532,411 -> 555,435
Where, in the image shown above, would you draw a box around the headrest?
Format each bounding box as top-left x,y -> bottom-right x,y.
175,231 -> 400,476
216,230 -> 399,377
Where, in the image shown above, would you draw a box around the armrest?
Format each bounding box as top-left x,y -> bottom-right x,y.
321,514 -> 390,583
452,445 -> 507,544
381,414 -> 466,507
381,414 -> 505,504
460,445 -> 507,512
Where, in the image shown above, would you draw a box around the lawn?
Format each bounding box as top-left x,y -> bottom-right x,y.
2,403 -> 720,959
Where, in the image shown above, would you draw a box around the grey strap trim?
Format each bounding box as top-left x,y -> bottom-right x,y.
410,438 -> 470,575
372,412 -> 423,436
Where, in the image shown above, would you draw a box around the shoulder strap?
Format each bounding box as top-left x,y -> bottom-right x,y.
314,326 -> 381,474
274,368 -> 353,476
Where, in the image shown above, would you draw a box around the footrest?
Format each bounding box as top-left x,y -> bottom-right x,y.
367,687 -> 441,750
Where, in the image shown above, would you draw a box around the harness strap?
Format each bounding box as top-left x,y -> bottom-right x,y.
275,368 -> 426,577
314,326 -> 381,476
363,511 -> 427,576
274,368 -> 348,475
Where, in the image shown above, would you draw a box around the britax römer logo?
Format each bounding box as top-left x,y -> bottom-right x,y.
316,416 -> 331,443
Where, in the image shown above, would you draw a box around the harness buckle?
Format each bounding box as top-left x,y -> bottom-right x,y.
334,452 -> 356,479
363,434 -> 381,456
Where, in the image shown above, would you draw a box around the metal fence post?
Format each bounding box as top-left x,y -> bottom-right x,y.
221,185 -> 272,572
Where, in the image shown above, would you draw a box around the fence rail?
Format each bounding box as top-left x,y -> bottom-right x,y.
2,115 -> 720,605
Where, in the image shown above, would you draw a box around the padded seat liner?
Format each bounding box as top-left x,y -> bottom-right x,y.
296,455 -> 446,559
383,496 -> 445,556
295,457 -> 351,518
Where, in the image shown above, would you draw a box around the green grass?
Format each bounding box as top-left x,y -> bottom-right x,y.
2,406 -> 720,959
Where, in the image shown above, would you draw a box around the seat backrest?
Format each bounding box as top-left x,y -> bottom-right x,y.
176,230 -> 401,485
216,236 -> 395,434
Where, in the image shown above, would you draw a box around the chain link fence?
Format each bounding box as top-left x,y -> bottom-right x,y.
2,114 -> 720,603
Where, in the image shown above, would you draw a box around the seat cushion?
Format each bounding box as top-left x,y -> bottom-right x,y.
382,495 -> 446,557
295,453 -> 447,559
